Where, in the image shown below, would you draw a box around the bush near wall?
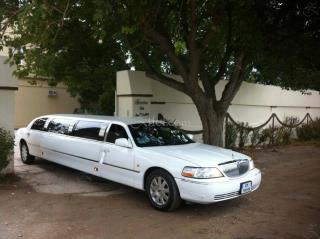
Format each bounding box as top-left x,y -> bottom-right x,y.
297,118 -> 320,141
225,123 -> 237,148
0,128 -> 14,173
226,116 -> 301,149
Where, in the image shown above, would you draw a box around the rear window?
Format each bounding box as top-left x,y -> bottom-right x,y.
72,121 -> 108,141
31,118 -> 48,131
47,118 -> 72,135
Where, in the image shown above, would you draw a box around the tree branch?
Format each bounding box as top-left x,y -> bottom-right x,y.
213,3 -> 233,82
188,0 -> 197,51
219,52 -> 247,110
0,5 -> 20,40
187,0 -> 201,84
134,47 -> 187,94
180,3 -> 190,49
202,25 -> 216,47
48,0 -> 70,41
200,69 -> 216,100
142,24 -> 188,80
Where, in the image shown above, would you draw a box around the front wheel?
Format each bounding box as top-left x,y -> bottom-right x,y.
146,169 -> 182,211
20,141 -> 35,164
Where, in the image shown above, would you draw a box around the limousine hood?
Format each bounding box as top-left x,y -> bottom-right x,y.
144,143 -> 250,167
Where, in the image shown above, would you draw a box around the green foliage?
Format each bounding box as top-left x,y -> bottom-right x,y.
250,129 -> 261,147
174,41 -> 187,55
281,117 -> 300,144
1,0 -> 128,115
1,0 -> 319,146
225,122 -> 237,148
228,116 -> 302,148
1,0 -> 319,96
297,118 -> 320,141
237,122 -> 250,149
0,128 -> 14,172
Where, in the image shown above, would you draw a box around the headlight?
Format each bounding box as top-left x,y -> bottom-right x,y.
181,167 -> 224,179
249,160 -> 255,170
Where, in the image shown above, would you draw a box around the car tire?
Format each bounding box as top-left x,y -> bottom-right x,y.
146,169 -> 182,211
20,141 -> 35,164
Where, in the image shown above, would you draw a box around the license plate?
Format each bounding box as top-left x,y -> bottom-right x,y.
240,181 -> 252,194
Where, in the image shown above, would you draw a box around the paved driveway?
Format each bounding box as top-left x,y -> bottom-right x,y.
0,145 -> 319,239
14,149 -> 130,196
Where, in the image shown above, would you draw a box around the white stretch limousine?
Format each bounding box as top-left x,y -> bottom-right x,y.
17,114 -> 261,211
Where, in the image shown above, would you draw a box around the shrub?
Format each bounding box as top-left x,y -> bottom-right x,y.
259,127 -> 272,145
238,122 -> 250,148
261,126 -> 291,146
273,126 -> 288,145
0,128 -> 14,172
297,118 -> 320,141
225,116 -> 312,148
257,117 -> 300,146
250,128 -> 261,147
225,122 -> 237,148
281,116 -> 300,144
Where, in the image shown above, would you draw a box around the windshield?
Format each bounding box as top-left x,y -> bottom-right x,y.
128,123 -> 194,147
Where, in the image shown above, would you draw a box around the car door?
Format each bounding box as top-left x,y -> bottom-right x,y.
27,117 -> 48,157
42,119 -> 107,177
41,118 -> 74,164
66,120 -> 108,175
99,123 -> 137,187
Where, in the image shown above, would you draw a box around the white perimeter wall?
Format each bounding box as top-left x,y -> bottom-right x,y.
116,70 -> 320,135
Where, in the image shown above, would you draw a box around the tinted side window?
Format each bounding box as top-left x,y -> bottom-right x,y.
31,118 -> 48,131
73,121 -> 108,141
47,119 -> 71,135
106,124 -> 128,144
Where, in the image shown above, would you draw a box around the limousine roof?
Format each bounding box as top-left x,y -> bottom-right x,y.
42,114 -> 153,125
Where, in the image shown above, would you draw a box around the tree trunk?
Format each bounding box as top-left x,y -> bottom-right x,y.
194,98 -> 226,147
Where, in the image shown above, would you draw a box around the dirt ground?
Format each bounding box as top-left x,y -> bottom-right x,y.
0,145 -> 320,239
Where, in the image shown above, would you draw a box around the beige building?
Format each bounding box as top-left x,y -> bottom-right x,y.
14,79 -> 80,128
1,46 -> 78,173
1,44 -> 80,129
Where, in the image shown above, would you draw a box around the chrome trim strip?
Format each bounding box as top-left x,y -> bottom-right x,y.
43,147 -> 140,173
29,144 -> 140,173
41,146 -> 99,163
102,162 -> 140,173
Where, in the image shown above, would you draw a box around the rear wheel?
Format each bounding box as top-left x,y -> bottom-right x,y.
146,169 -> 182,211
20,141 -> 35,164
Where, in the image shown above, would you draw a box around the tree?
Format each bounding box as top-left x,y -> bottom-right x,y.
0,0 -> 128,114
1,0 -> 319,146
111,0 -> 320,145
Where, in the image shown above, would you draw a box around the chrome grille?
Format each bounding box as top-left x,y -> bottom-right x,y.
214,184 -> 258,201
214,191 -> 239,201
219,159 -> 249,177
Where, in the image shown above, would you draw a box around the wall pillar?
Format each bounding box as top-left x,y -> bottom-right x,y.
0,55 -> 18,175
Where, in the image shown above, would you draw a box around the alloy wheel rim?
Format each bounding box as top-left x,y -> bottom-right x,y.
150,176 -> 170,206
21,144 -> 28,161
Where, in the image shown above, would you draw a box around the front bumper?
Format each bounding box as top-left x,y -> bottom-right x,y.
175,168 -> 261,204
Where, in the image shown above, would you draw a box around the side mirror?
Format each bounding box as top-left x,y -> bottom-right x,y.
115,138 -> 132,148
187,134 -> 194,140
